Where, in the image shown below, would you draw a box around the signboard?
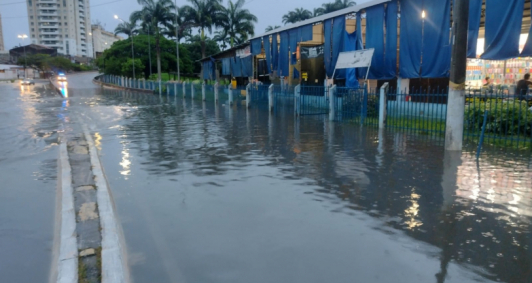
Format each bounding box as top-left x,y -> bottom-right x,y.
236,46 -> 251,58
300,45 -> 324,59
334,48 -> 374,70
302,72 -> 308,80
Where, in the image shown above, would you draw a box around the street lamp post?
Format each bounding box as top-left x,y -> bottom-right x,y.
114,15 -> 136,80
174,0 -> 180,81
17,34 -> 28,79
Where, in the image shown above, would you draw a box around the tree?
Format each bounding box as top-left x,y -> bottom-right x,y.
181,35 -> 220,74
314,0 -> 356,16
181,0 -> 224,60
161,6 -> 192,43
282,8 -> 312,25
114,14 -> 139,38
121,58 -> 145,78
218,0 -> 257,48
17,54 -> 50,73
213,30 -> 230,50
132,0 -> 176,82
265,25 -> 280,32
96,34 -> 194,78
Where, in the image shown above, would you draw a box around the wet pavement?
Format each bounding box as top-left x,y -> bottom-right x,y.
0,81 -> 62,282
2,73 -> 532,282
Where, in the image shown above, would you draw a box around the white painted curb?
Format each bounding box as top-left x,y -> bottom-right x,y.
83,126 -> 129,283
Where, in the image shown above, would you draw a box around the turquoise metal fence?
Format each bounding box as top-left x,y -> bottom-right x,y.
218,85 -> 229,103
299,85 -> 329,115
334,87 -> 379,126
249,84 -> 270,107
273,85 -> 294,111
205,84 -> 215,101
386,87 -> 448,136
464,91 -> 532,148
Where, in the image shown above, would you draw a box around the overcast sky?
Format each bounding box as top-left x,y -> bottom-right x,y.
1,0 -> 370,51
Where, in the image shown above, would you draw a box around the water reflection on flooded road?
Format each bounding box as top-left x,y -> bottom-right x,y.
23,73 -> 532,283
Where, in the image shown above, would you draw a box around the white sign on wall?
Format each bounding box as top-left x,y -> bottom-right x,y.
236,46 -> 251,58
335,48 -> 374,69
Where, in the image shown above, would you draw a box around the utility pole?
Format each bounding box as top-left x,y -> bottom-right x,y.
174,0 -> 180,81
445,0 -> 469,151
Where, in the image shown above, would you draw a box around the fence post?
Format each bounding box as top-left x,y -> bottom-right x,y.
228,85 -> 233,105
202,82 -> 206,101
246,83 -> 251,108
174,83 -> 177,97
295,84 -> 301,115
329,85 -> 337,121
183,81 -> 186,98
379,82 -> 389,129
214,81 -> 219,103
268,84 -> 274,112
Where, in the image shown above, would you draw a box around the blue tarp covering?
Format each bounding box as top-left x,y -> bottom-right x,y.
365,5 -> 385,79
522,25 -> 532,56
263,36 -> 271,73
324,18 -> 333,78
399,0 -> 422,78
421,0 -> 451,78
251,38 -> 262,56
202,61 -> 214,80
222,58 -> 231,76
467,0 -> 483,58
300,24 -> 314,41
384,0 -> 398,79
279,31 -> 289,77
344,31 -> 359,87
272,34 -> 278,73
331,16 -> 345,79
481,0 -> 524,60
231,56 -> 242,77
289,29 -> 298,64
241,56 -> 253,77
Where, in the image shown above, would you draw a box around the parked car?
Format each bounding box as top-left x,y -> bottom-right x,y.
20,79 -> 35,85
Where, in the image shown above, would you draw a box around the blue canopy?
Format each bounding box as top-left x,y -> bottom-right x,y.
421,0 -> 451,78
481,0 -> 524,60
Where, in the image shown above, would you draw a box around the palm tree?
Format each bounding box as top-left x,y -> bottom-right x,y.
265,25 -> 280,32
213,30 -> 230,50
132,0 -> 175,82
314,0 -> 356,16
313,8 -> 322,17
282,8 -> 312,25
114,14 -> 138,38
161,6 -> 191,43
181,0 -> 224,60
218,0 -> 257,48
333,0 -> 356,10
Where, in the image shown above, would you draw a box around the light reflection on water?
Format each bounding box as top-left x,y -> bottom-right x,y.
69,87 -> 532,283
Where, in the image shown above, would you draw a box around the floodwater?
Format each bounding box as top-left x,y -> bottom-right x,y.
0,81 -> 62,282
2,73 -> 531,282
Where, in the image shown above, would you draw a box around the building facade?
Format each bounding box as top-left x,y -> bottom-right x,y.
26,0 -> 93,57
0,14 -> 4,51
91,24 -> 122,57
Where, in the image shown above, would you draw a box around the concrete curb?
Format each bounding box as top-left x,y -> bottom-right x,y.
56,142 -> 79,283
83,126 -> 129,283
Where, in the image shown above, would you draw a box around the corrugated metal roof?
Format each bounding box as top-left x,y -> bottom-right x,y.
249,0 -> 391,40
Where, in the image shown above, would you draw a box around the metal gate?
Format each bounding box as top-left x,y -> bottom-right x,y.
299,85 -> 330,115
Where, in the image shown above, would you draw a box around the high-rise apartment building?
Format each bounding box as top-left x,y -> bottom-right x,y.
0,14 -> 5,51
26,0 -> 93,57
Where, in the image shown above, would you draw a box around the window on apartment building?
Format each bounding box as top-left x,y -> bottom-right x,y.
65,22 -> 67,25
28,0 -> 32,5
30,16 -> 33,19
65,34 -> 68,38
31,22 -> 34,25
63,0 -> 66,6
32,34 -> 35,38
64,16 -> 66,19
31,28 -> 34,32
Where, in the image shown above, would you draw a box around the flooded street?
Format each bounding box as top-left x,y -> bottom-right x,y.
1,73 -> 531,282
0,81 -> 62,282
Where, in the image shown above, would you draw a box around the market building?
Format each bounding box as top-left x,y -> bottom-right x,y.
201,0 -> 532,93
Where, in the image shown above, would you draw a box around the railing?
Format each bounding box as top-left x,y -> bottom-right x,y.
299,85 -> 329,115
464,92 -> 532,148
385,87 -> 448,136
333,87 -> 379,126
249,84 -> 270,107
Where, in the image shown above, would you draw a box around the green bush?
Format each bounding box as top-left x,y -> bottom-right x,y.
465,99 -> 532,136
